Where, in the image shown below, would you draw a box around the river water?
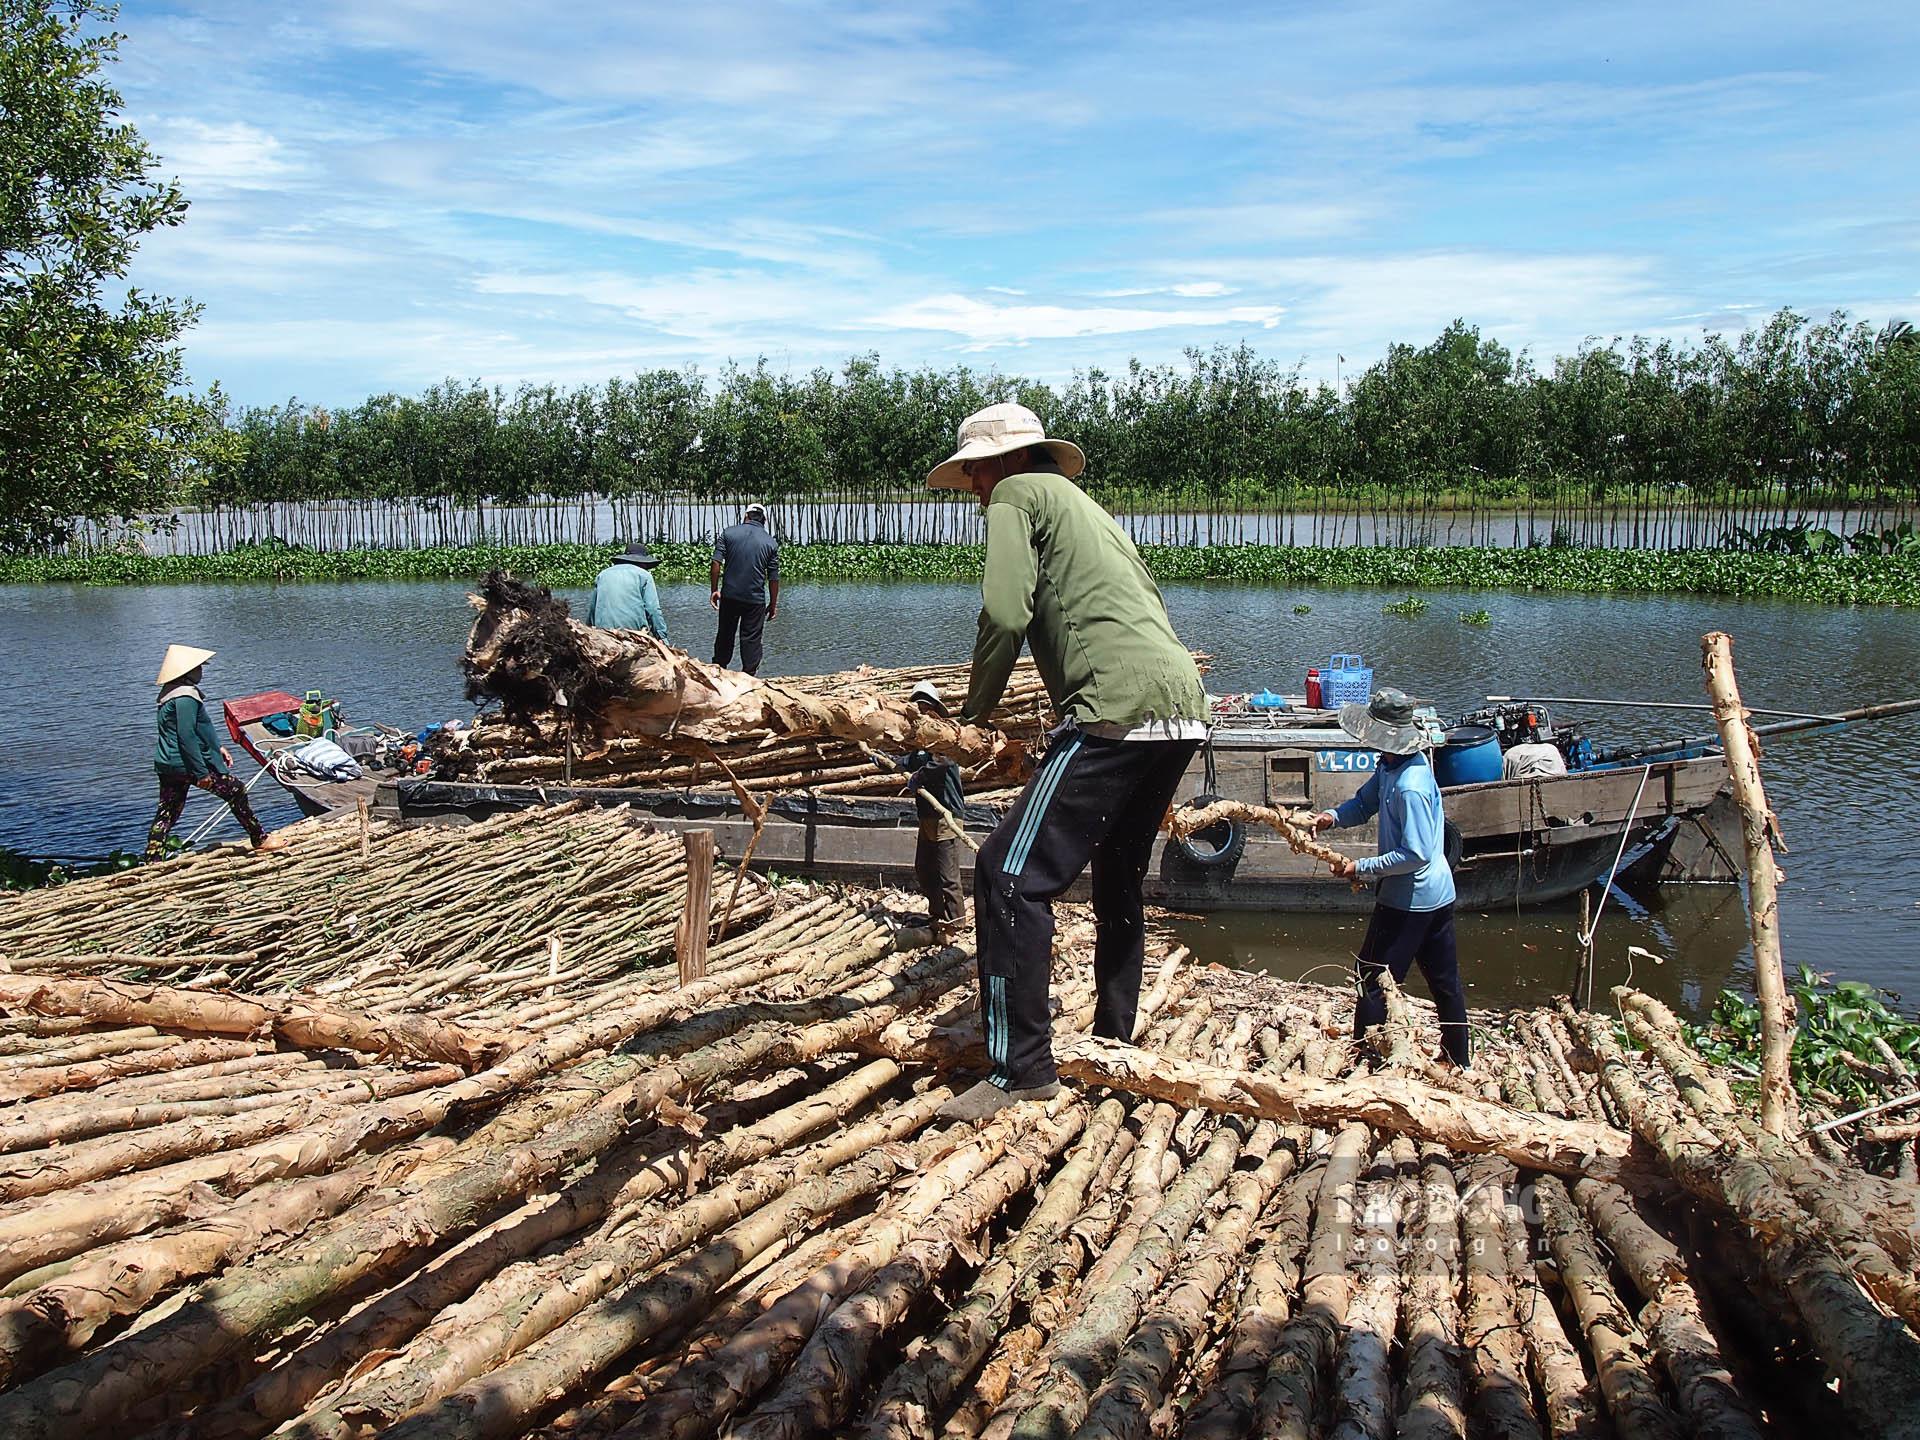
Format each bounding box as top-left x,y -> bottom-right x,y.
3,577 -> 1915,1019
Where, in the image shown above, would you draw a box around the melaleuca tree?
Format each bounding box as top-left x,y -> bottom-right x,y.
1,0 -> 208,548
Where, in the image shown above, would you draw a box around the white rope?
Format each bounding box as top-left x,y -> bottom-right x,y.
1581,763 -> 1653,1013
1580,763 -> 1653,952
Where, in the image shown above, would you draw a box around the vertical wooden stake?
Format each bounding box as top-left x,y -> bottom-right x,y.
676,829 -> 716,987
1572,887 -> 1594,1012
1702,630 -> 1795,1136
546,935 -> 561,999
356,798 -> 371,860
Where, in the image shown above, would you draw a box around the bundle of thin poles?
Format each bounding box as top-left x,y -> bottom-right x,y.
0,803 -> 774,1011
1,820 -> 1918,1437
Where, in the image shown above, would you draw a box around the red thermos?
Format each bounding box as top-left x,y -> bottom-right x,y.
1305,668 -> 1322,708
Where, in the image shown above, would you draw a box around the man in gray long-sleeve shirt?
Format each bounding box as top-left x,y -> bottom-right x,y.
709,502 -> 780,674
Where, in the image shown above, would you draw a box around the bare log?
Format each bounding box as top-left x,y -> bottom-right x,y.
1573,1007 -> 1920,1440
1701,630 -> 1794,1136
1457,1158 -> 1544,1440
0,1135 -> 453,1390
1004,1117 -> 1247,1439
1574,1179 -> 1765,1440
1537,1174 -> 1686,1440
0,1036 -> 265,1103
1397,1145 -> 1467,1440
1262,1122 -> 1370,1440
855,1100 -> 1130,1440
1071,1127 -> 1302,1440
0,974 -> 509,1070
1168,798 -> 1351,871
1181,1153 -> 1322,1440
730,1103 -> 1088,1440
1052,1035 -> 1654,1187
403,1099 -> 989,1440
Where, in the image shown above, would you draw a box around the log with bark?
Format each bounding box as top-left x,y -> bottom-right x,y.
460,572 -> 1025,772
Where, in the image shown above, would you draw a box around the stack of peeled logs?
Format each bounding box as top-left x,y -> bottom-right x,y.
0,804 -> 1917,1437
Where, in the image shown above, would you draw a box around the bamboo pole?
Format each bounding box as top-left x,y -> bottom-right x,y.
1701,630 -> 1795,1136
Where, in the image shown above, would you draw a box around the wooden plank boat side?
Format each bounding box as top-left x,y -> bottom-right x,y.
385,749 -> 1730,913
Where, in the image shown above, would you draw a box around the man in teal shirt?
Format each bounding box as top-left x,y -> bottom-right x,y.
928,403 -> 1208,1122
586,543 -> 668,640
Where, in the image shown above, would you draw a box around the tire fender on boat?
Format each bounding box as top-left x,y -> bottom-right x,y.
1169,792 -> 1247,871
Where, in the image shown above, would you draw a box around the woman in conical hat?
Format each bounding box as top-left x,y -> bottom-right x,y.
145,645 -> 289,860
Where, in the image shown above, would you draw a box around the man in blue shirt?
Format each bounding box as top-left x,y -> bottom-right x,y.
586,543 -> 668,640
1313,687 -> 1470,1066
710,502 -> 780,675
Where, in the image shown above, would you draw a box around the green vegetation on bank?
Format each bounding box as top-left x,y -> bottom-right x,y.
4,540 -> 1915,605
1,843 -> 169,892
1684,966 -> 1920,1106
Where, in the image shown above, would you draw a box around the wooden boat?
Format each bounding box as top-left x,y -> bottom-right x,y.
222,691 -> 390,819
379,701 -> 1737,912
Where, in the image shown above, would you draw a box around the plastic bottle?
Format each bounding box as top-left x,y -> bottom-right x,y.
1305,668 -> 1322,709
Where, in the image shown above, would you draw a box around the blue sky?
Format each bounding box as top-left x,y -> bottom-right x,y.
112,0 -> 1920,409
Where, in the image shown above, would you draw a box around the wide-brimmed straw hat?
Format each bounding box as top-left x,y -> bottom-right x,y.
614,542 -> 660,568
1338,687 -> 1426,756
926,403 -> 1085,490
909,679 -> 948,716
156,644 -> 215,686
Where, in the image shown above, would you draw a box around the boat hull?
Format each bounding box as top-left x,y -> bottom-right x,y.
384,733 -> 1731,912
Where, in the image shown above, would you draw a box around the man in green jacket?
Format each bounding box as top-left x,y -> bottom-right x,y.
928,403 -> 1207,1121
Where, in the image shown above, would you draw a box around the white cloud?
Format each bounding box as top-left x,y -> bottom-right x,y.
143,118 -> 297,192
1098,282 -> 1239,299
864,293 -> 1284,348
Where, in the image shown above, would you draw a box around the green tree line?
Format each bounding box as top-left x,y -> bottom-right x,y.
173,313 -> 1918,547
194,317 -> 1920,521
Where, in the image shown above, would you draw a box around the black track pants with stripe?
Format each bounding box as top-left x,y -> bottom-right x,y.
973,732 -> 1199,1090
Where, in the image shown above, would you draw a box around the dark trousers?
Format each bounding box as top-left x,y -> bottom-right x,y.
146,770 -> 265,859
712,598 -> 767,675
973,733 -> 1198,1089
915,830 -> 965,927
1353,901 -> 1471,1065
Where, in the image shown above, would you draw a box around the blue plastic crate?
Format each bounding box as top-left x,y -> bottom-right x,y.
1323,654 -> 1373,708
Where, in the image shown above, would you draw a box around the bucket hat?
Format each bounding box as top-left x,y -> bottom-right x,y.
926,403 -> 1086,490
156,644 -> 216,686
614,542 -> 661,568
1338,686 -> 1427,756
909,679 -> 948,716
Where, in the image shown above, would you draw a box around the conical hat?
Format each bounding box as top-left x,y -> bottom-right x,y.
156,644 -> 216,686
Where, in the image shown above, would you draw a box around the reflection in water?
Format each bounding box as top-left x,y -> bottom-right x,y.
2,575 -> 1915,1019
1165,881 -> 1754,1022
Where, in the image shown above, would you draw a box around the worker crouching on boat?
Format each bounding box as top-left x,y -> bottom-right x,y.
895,680 -> 968,943
1312,687 -> 1470,1067
145,646 -> 289,861
928,402 -> 1208,1122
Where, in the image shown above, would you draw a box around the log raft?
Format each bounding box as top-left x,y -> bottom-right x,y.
0,810 -> 1916,1438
